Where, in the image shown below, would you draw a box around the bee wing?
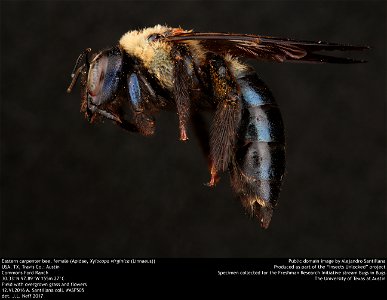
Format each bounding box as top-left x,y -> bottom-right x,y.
166,31 -> 368,63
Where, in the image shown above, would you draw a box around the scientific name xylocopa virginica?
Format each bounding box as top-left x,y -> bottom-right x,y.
67,25 -> 367,228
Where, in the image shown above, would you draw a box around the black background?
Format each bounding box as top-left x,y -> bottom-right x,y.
1,1 -> 385,257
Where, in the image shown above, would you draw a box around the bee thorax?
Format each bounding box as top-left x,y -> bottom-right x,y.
119,25 -> 175,89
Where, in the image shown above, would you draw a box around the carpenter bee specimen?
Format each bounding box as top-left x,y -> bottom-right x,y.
67,25 -> 367,229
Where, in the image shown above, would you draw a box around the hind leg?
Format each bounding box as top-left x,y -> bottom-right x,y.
206,54 -> 242,185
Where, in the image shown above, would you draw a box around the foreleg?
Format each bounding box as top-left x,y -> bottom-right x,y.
127,72 -> 156,136
86,95 -> 138,133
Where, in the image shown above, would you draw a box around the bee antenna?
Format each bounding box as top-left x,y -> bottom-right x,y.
67,48 -> 91,93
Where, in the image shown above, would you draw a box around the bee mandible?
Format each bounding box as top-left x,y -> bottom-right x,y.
67,25 -> 367,228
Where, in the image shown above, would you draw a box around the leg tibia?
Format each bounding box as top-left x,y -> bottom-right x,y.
207,54 -> 241,180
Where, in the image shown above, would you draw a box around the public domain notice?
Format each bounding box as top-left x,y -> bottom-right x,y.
217,258 -> 386,281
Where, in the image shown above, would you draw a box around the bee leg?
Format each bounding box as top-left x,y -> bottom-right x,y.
127,72 -> 156,136
191,112 -> 220,186
86,95 -> 138,132
208,164 -> 220,187
171,46 -> 195,141
86,95 -> 120,122
207,55 -> 242,182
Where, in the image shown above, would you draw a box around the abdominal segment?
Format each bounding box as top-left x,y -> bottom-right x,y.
230,73 -> 286,229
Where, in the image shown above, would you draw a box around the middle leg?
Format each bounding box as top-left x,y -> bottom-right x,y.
171,45 -> 198,141
191,112 -> 220,186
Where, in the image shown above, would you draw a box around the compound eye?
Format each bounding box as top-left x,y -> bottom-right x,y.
86,47 -> 123,106
87,55 -> 108,96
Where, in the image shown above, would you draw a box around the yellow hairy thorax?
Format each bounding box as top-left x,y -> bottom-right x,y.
119,25 -> 250,89
119,25 -> 175,89
224,53 -> 251,79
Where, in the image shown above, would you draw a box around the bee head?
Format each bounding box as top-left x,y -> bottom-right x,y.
67,46 -> 125,107
86,46 -> 124,106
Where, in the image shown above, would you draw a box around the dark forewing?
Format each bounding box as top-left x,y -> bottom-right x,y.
166,32 -> 368,63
